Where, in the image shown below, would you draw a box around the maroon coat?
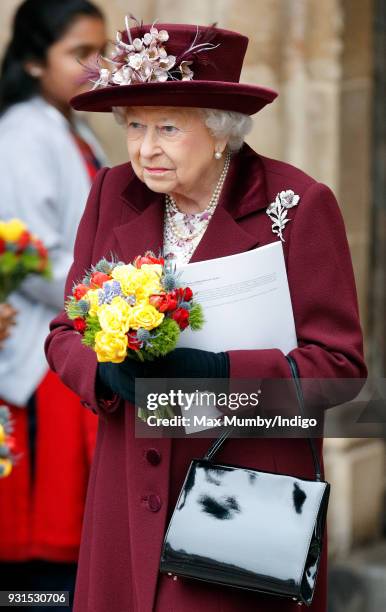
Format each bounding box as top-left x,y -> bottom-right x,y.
45,144 -> 366,612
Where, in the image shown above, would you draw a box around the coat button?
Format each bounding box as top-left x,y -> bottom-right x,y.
147,494 -> 162,512
145,448 -> 161,466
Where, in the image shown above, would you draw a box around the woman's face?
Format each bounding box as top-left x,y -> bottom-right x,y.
125,107 -> 227,200
31,16 -> 106,114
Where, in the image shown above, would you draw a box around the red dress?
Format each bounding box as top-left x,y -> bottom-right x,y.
0,132 -> 101,562
0,371 -> 96,561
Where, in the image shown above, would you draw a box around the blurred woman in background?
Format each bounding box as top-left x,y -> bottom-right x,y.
0,0 -> 107,600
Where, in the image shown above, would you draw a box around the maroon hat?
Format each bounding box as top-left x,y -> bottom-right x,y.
71,22 -> 278,115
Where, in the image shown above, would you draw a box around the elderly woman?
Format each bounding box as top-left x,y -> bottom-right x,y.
45,22 -> 366,612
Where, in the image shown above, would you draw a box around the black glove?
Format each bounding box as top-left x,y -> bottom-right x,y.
97,349 -> 229,404
146,347 -> 229,379
97,358 -> 146,404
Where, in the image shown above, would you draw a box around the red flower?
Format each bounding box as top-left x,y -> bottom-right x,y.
181,287 -> 193,301
171,287 -> 193,302
171,307 -> 190,330
73,318 -> 87,333
164,294 -> 178,312
149,293 -> 178,313
133,254 -> 165,268
16,230 -> 31,252
5,436 -> 16,452
90,272 -> 111,288
148,294 -> 163,309
127,333 -> 142,351
73,283 -> 90,300
34,239 -> 48,259
170,289 -> 180,301
0,238 -> 5,255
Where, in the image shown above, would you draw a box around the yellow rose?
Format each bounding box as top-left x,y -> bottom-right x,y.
111,264 -> 163,301
98,296 -> 132,334
111,264 -> 138,296
94,331 -> 128,363
0,218 -> 27,242
144,277 -> 163,296
0,458 -> 12,478
130,304 -> 164,331
136,267 -> 162,285
133,269 -> 163,301
134,289 -> 148,304
140,263 -> 163,277
85,289 -> 100,317
134,286 -> 158,306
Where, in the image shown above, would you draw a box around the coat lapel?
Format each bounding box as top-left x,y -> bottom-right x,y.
189,205 -> 259,263
113,195 -> 165,262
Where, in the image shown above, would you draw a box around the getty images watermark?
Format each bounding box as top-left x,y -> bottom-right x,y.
143,389 -> 318,430
135,377 -> 383,438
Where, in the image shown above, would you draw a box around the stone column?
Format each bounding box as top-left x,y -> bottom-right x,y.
368,0 -> 386,377
324,438 -> 385,558
339,0 -> 373,332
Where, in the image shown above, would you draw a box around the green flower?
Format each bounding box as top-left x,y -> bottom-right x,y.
143,318 -> 180,358
188,303 -> 205,330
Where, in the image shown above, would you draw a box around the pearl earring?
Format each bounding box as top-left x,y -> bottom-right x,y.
28,67 -> 42,77
214,150 -> 222,160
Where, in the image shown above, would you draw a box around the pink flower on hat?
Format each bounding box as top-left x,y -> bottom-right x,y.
179,61 -> 194,81
89,17 -> 219,90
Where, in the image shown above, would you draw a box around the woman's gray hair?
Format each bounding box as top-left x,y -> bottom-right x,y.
112,106 -> 252,152
112,106 -> 130,126
200,108 -> 252,152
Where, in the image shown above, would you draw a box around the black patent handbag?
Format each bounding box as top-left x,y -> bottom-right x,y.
159,356 -> 330,606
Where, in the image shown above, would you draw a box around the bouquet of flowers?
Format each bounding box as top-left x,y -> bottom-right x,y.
0,218 -> 51,302
65,252 -> 204,363
0,406 -> 15,478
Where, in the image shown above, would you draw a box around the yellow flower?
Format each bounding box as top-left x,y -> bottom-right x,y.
111,264 -> 138,295
0,218 -> 27,242
130,303 -> 164,331
134,269 -> 163,301
0,423 -> 5,444
111,263 -> 163,302
94,331 -> 128,363
98,296 -> 132,334
140,263 -> 163,277
85,289 -> 100,317
0,458 -> 12,478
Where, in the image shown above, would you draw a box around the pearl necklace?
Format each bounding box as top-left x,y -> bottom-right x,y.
165,151 -> 231,242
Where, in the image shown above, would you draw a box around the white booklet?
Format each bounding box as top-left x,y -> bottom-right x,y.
178,241 -> 297,354
175,241 -> 298,433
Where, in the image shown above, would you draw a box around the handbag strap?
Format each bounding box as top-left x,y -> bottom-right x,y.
204,355 -> 322,481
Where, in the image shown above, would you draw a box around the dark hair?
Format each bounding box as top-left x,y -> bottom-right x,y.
0,0 -> 104,114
